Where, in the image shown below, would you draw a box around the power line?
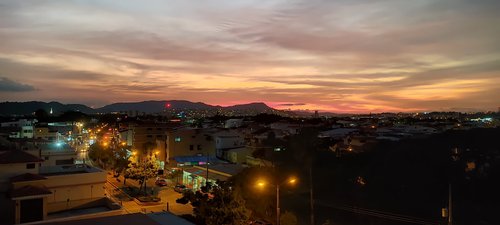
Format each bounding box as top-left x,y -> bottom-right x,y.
314,199 -> 441,225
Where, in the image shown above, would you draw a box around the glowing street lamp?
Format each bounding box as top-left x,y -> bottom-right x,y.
255,176 -> 298,225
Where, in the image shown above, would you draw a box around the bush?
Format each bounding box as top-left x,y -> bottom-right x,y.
137,196 -> 160,202
280,211 -> 298,225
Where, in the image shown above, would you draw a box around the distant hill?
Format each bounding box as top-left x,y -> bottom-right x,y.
0,101 -> 94,115
0,100 -> 276,115
225,102 -> 273,111
96,100 -> 216,113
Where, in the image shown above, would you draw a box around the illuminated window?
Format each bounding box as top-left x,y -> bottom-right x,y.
175,137 -> 181,142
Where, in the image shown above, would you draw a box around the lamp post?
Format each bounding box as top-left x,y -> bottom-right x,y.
256,177 -> 297,225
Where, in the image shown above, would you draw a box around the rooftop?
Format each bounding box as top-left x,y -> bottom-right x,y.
37,212 -> 194,225
0,150 -> 43,164
10,173 -> 47,183
39,164 -> 103,176
10,185 -> 52,199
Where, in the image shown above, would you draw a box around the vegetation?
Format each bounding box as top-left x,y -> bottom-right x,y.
124,155 -> 159,195
88,141 -> 129,174
179,181 -> 249,225
280,211 -> 298,225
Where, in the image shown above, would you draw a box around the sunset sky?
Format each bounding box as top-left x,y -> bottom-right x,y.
1,0 -> 499,113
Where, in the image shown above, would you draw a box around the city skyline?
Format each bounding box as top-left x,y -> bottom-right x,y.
1,0 -> 500,113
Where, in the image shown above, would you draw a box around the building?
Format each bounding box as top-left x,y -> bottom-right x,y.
181,164 -> 245,191
214,132 -> 245,160
224,119 -> 244,128
130,123 -> 175,154
36,212 -> 194,225
0,119 -> 36,139
0,150 -> 108,224
34,127 -> 62,142
158,128 -> 216,167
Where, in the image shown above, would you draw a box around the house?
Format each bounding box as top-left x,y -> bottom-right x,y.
0,150 -> 108,224
214,131 -> 246,160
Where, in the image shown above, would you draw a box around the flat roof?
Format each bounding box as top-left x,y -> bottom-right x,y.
37,212 -> 195,225
39,164 -> 103,176
0,150 -> 43,164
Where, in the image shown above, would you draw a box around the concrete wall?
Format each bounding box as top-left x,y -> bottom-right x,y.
43,170 -> 107,213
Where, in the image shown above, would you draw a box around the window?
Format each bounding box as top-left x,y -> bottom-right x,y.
44,156 -> 49,160
175,137 -> 181,142
189,145 -> 194,151
147,128 -> 153,131
197,145 -> 202,151
147,135 -> 153,138
26,163 -> 35,169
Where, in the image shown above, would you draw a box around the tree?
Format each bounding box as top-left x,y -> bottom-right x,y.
125,155 -> 159,195
166,169 -> 183,184
180,181 -> 249,225
280,211 -> 298,225
88,143 -> 113,168
229,167 -> 276,221
142,141 -> 156,155
34,109 -> 49,121
111,147 -> 129,175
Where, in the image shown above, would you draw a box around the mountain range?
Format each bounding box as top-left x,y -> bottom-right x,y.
0,100 -> 275,115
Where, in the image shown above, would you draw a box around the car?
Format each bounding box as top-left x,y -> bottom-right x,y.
155,178 -> 168,186
174,184 -> 187,193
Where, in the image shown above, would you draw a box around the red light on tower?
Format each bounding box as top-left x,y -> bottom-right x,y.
165,103 -> 171,108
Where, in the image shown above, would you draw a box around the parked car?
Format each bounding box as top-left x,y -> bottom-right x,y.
155,177 -> 168,186
174,184 -> 187,193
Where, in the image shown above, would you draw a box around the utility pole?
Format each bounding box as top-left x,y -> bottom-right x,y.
276,184 -> 280,225
310,166 -> 315,225
206,152 -> 209,186
448,183 -> 452,225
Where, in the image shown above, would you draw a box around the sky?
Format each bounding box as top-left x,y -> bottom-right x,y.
0,0 -> 499,113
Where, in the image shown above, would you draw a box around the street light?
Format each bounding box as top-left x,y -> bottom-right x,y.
255,176 -> 298,225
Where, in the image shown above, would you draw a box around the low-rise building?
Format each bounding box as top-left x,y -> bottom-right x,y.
0,149 -> 108,224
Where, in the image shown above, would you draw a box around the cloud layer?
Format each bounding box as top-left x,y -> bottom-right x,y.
0,77 -> 36,92
0,0 -> 499,112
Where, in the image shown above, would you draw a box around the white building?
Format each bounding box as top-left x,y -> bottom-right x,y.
1,119 -> 36,139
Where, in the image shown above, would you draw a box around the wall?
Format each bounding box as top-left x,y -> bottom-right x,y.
166,129 -> 215,161
43,170 -> 107,213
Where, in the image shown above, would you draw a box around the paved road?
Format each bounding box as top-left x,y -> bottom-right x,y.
106,174 -> 193,216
